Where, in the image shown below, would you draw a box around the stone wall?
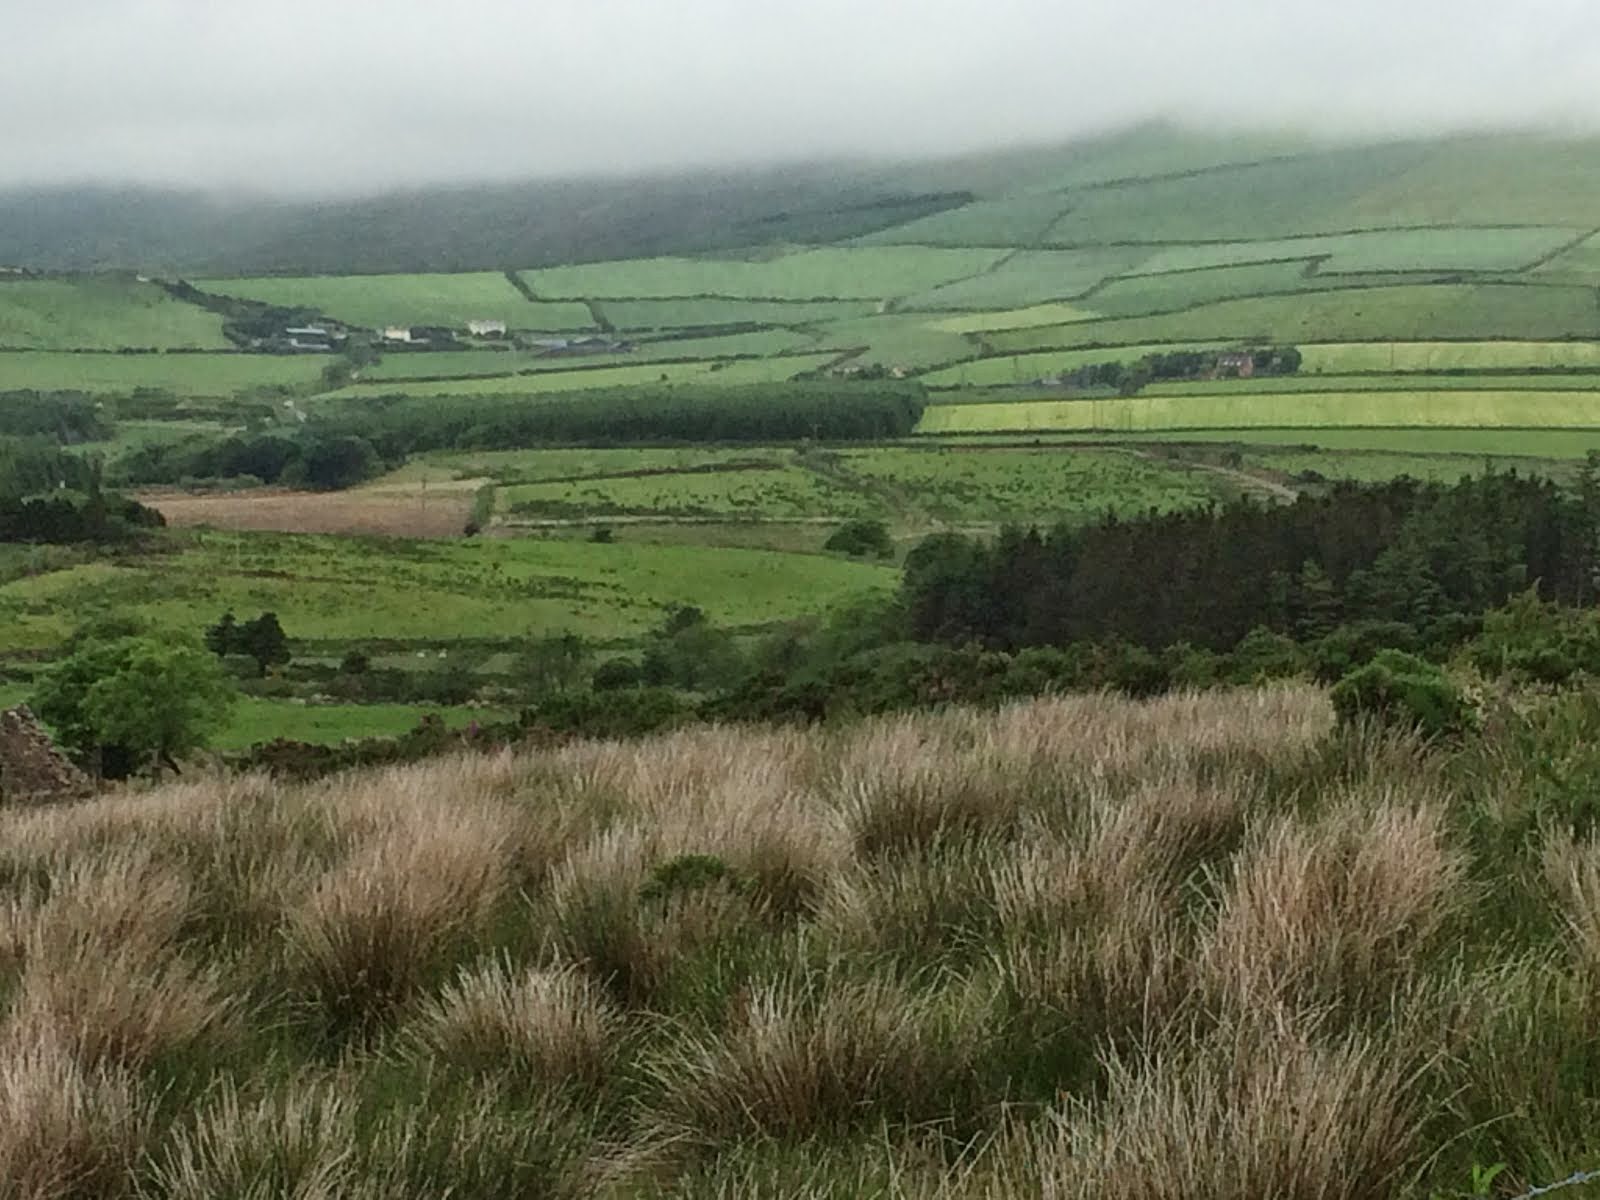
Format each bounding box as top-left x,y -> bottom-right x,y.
0,706 -> 91,805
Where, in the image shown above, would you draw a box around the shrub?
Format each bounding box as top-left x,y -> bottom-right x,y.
1330,650 -> 1474,740
824,518 -> 895,559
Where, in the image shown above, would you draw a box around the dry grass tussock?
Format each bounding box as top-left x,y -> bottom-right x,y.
0,1035 -> 149,1200
0,683 -> 1563,1196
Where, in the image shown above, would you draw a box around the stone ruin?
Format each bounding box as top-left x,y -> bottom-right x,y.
0,705 -> 92,806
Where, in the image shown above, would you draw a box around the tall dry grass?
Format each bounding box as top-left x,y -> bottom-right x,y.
1,682 -> 1584,1196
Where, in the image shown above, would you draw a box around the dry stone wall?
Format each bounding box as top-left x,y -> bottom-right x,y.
0,706 -> 91,805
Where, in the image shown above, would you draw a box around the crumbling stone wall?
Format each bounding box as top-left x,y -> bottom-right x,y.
0,705 -> 91,805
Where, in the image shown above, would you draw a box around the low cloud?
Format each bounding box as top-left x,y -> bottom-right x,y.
6,0 -> 1599,193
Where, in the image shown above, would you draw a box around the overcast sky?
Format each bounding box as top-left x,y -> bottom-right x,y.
6,0 -> 1600,194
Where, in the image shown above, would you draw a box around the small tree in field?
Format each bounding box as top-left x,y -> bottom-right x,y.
239,613 -> 291,677
825,518 -> 895,559
33,634 -> 236,778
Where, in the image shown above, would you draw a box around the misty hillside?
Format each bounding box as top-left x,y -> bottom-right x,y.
13,125 -> 1599,275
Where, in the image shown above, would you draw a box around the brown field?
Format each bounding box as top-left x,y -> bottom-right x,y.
0,684 -> 1592,1196
142,482 -> 479,539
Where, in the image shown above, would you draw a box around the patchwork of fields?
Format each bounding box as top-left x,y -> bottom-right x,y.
15,129 -> 1600,746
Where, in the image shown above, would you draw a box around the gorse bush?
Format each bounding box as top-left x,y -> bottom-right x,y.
1,686 -> 1599,1195
1330,649 -> 1476,740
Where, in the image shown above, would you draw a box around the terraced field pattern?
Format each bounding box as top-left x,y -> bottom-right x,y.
14,127 -> 1600,744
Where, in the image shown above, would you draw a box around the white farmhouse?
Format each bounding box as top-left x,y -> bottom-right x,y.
381,325 -> 414,343
467,318 -> 508,338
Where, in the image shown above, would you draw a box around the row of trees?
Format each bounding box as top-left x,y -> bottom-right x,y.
1057,345 -> 1302,395
0,391 -> 114,443
312,382 -> 927,459
116,432 -> 382,490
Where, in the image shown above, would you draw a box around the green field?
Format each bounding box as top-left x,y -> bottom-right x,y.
0,349 -> 330,395
916,389 -> 1600,435
928,303 -> 1099,334
0,532 -> 897,653
817,314 -> 974,370
499,466 -> 875,522
1124,228 -> 1579,276
1299,340 -> 1600,373
332,353 -> 835,399
966,427 -> 1600,459
835,446 -> 1228,519
904,249 -> 1143,310
211,697 -> 503,752
0,278 -> 229,351
525,246 -> 1002,301
984,284 -> 1600,353
197,273 -> 593,331
1146,373 -> 1600,396
1085,260 -> 1322,318
594,297 -> 875,330
857,190 -> 1076,246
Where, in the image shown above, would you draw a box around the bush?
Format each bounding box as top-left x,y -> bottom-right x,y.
824,519 -> 895,559
1330,650 -> 1474,740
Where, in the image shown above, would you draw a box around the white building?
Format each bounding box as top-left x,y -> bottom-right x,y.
467,318 -> 508,338
381,325 -> 414,343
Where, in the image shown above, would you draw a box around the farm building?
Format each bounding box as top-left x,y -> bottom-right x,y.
382,325 -> 416,343
1215,352 -> 1256,378
467,318 -> 508,337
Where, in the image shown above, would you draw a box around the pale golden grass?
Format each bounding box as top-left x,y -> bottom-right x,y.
1542,828 -> 1600,969
404,958 -> 622,1090
285,790 -> 515,1028
0,1035 -> 148,1200
3,937 -> 233,1070
1202,793 -> 1466,1016
142,1078 -> 360,1200
1031,1015 -> 1429,1200
637,973 -> 989,1149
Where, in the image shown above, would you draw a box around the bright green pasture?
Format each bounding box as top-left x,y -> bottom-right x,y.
985,285 -> 1600,353
525,247 -> 1001,301
835,446 -> 1225,521
197,273 -> 592,332
0,350 -> 330,395
916,389 -> 1600,435
857,192 -> 1075,246
1299,341 -> 1600,373
0,279 -> 229,351
1086,260 -> 1320,317
929,304 -> 1099,334
904,249 -> 1142,310
213,698 -> 501,752
1010,427 -> 1600,459
820,315 -> 974,370
595,298 -> 875,330
419,447 -> 787,485
921,342 -> 1229,388
358,329 -> 823,383
499,466 -> 874,521
1126,228 -> 1577,275
1146,373 -> 1600,396
1238,448 -> 1552,485
0,532 -> 896,652
332,353 -> 834,399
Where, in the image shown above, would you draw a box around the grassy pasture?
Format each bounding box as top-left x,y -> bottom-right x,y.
920,342 -> 1229,388
0,532 -> 896,653
904,249 -> 1142,310
595,297 -> 875,330
1085,260 -> 1321,317
916,389 -> 1600,435
856,190 -> 1075,246
499,466 -> 874,522
525,247 -> 1002,301
418,447 -> 787,485
1146,373 -> 1600,395
999,427 -> 1600,459
213,697 -> 500,752
0,278 -> 229,351
985,284 -> 1600,353
329,353 -> 836,399
817,315 -> 974,370
0,349 -> 330,395
1299,340 -> 1600,373
835,445 -> 1227,520
929,303 -> 1100,334
1236,447 -> 1551,484
198,273 -> 593,331
1125,227 -> 1578,276
358,330 -> 825,384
